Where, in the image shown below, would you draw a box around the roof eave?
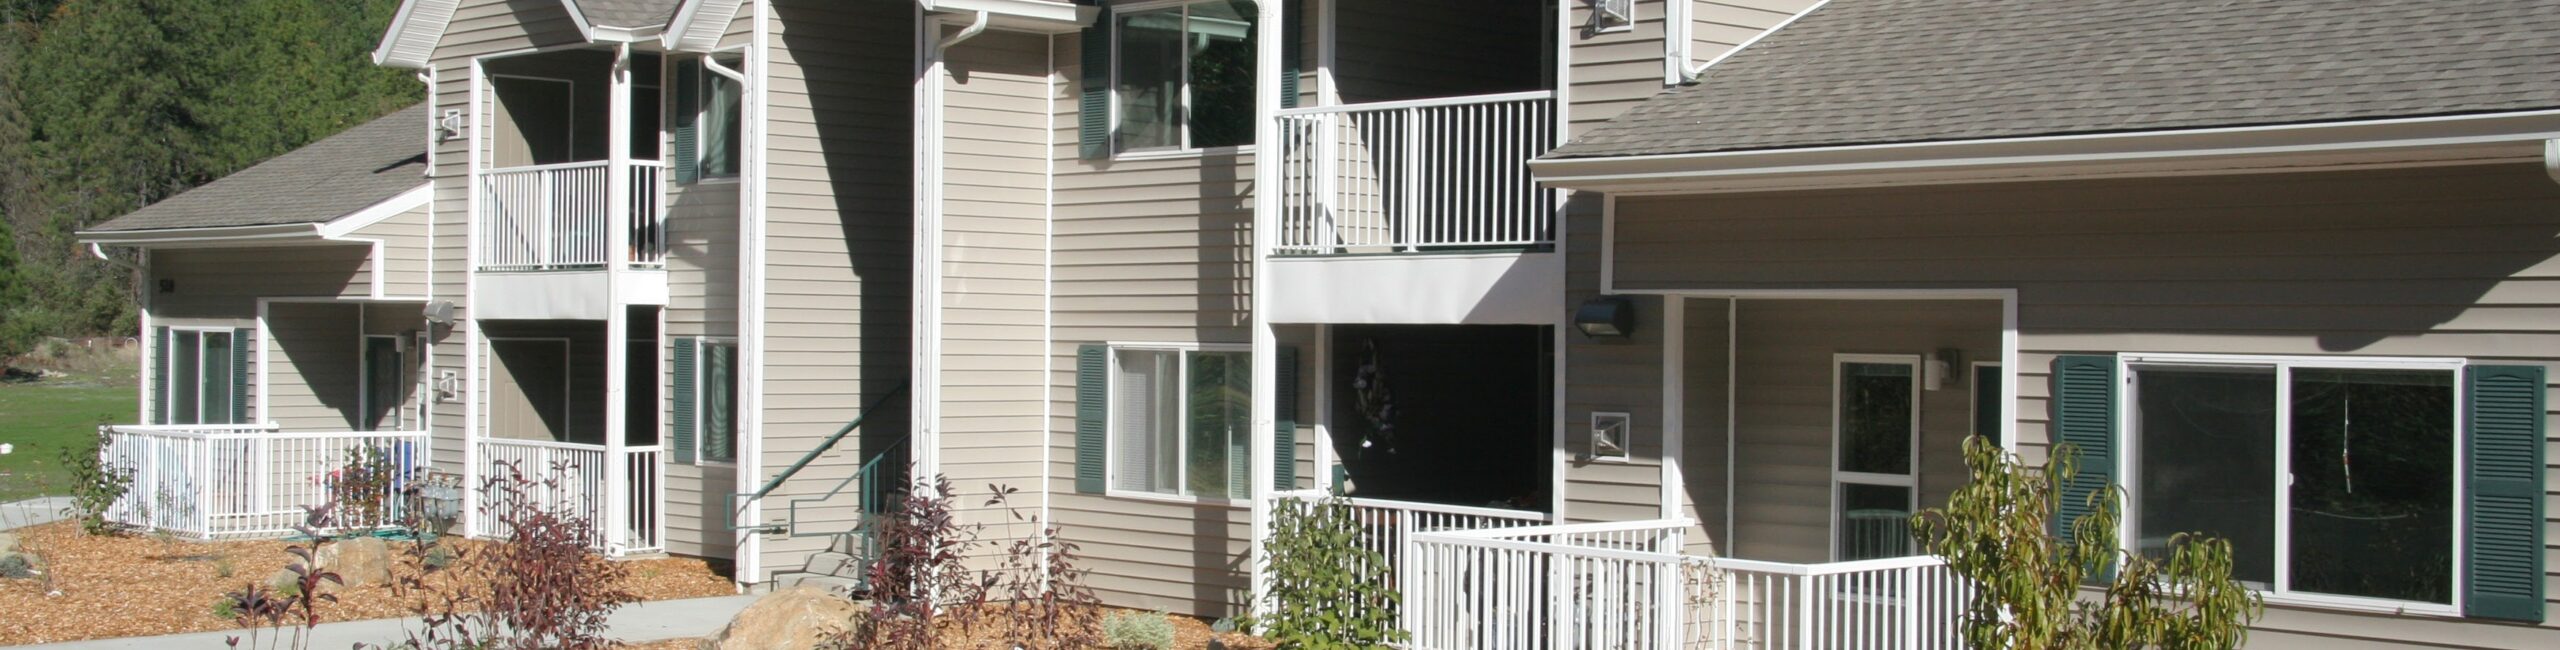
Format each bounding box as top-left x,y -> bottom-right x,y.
82,183 -> 433,248
662,0 -> 744,52
1534,109 -> 2560,194
373,0 -> 461,69
917,0 -> 1094,33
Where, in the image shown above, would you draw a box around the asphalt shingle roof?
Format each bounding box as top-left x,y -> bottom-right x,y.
85,104 -> 428,233
1547,0 -> 2560,159
571,0 -> 683,28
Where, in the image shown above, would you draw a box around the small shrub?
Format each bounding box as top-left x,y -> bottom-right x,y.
215,555 -> 237,579
369,460 -> 635,650
320,447 -> 404,529
1913,437 -> 2264,650
1252,496 -> 1404,649
211,597 -> 241,620
1101,611 -> 1175,650
221,543 -> 344,650
60,426 -> 134,535
834,477 -> 1102,650
0,554 -> 32,579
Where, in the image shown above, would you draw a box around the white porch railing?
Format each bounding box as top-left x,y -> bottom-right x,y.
473,438 -> 662,555
478,160 -> 666,270
1272,491 -> 1549,622
99,424 -> 430,538
1407,519 -> 1704,649
1709,556 -> 1975,650
1274,91 -> 1559,255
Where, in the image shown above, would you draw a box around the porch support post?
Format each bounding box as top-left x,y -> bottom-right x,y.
1659,295 -> 1684,649
1246,0 -> 1285,625
602,42 -> 633,554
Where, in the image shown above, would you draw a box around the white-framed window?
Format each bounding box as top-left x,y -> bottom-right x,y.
1108,343 -> 1251,502
2122,354 -> 2462,612
1832,353 -> 1920,561
1112,0 -> 1259,155
165,328 -> 241,426
690,338 -> 739,465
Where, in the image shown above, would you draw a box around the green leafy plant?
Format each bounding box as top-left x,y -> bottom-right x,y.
1252,496 -> 1404,649
321,446 -> 403,530
1912,437 -> 2264,650
60,426 -> 133,535
1101,610 -> 1175,650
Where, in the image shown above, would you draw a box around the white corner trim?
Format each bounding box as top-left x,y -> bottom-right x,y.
1686,0 -> 1832,80
374,0 -> 460,69
2543,138 -> 2560,186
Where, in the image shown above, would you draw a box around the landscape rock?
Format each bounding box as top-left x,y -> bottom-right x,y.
318,536 -> 394,586
701,585 -> 860,650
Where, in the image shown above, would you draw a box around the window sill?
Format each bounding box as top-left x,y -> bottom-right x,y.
2257,592 -> 2459,619
1104,489 -> 1247,509
1112,144 -> 1256,163
687,176 -> 741,186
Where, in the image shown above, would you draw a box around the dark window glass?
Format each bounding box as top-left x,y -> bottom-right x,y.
1838,362 -> 1913,475
2288,369 -> 2454,603
1839,483 -> 1913,560
2134,366 -> 2277,586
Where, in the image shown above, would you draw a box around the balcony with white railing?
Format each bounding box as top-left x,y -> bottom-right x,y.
1273,91 -> 1558,255
474,438 -> 664,556
1263,92 -> 1564,324
99,424 -> 431,539
478,160 -> 667,271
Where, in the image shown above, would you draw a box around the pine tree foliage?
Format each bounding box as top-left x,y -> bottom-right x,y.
0,0 -> 419,355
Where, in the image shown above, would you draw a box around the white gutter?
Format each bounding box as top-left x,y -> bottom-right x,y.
77,222 -> 327,245
1534,109 -> 2560,193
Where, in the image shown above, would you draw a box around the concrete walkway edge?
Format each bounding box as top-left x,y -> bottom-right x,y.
13,593 -> 756,649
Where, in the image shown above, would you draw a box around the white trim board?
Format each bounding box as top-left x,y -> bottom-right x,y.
1535,110 -> 2560,194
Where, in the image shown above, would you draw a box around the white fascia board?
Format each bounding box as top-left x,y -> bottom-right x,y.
1534,109 -> 2560,194
662,0 -> 744,51
916,0 -> 1092,32
554,1 -> 665,43
317,184 -> 434,239
560,0 -> 599,41
76,223 -> 326,247
374,0 -> 460,69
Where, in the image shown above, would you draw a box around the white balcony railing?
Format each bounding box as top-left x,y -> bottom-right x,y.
1272,490 -> 1549,623
479,160 -> 666,270
474,438 -> 663,555
1275,91 -> 1559,255
99,424 -> 430,538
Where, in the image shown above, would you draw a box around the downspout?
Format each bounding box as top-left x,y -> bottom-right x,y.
939,11 -> 990,50
2543,139 -> 2560,186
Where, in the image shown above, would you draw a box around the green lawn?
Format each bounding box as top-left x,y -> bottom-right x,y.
0,372 -> 138,503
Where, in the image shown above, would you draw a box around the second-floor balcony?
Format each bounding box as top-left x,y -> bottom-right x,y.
478,160 -> 666,271
1274,91 -> 1558,256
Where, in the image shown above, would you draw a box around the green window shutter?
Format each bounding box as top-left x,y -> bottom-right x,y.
2047,355 -> 2118,549
231,328 -> 251,423
1273,345 -> 1298,490
1075,344 -> 1109,494
1279,0 -> 1301,109
151,326 -> 171,424
1078,7 -> 1114,161
672,59 -> 700,183
2465,364 -> 2545,623
671,337 -> 696,463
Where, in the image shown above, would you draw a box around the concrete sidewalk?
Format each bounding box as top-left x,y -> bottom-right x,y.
12,593 -> 756,649
0,497 -> 70,530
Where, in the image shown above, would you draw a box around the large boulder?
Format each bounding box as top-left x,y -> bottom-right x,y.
702,586 -> 861,650
317,536 -> 394,587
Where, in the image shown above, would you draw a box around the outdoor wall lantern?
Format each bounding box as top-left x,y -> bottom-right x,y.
1574,295 -> 1636,338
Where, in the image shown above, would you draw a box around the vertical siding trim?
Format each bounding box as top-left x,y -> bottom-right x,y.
2463,364 -> 2545,623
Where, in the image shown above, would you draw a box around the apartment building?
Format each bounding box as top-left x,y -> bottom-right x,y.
77,0 -> 2560,647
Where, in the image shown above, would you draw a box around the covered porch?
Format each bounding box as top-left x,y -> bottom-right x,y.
1298,294 -> 2008,649
472,317 -> 665,556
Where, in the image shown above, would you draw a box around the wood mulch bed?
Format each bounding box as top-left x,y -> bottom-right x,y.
0,520 -> 736,645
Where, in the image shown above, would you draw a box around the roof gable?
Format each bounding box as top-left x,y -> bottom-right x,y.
374,0 -> 461,69
1549,0 -> 2560,160
82,105 -> 431,236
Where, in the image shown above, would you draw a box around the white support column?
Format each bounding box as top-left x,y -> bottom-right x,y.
602,42 -> 634,554
1246,0 -> 1286,622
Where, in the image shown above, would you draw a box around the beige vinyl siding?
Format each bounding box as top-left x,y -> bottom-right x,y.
935,28 -> 1052,552
1713,299 -> 1997,563
661,173 -> 742,560
264,302 -> 363,431
746,0 -> 912,575
1677,297 -> 1730,557
1049,23 -> 1261,616
149,247 -> 372,318
346,204 -> 434,298
423,0 -> 583,473
1566,0 -> 1669,136
1689,0 -> 1805,63
1601,163 -> 2560,647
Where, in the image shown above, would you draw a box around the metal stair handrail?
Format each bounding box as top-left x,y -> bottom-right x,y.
727,381 -> 907,532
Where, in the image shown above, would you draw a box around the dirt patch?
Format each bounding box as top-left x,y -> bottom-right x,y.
0,521 -> 736,645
